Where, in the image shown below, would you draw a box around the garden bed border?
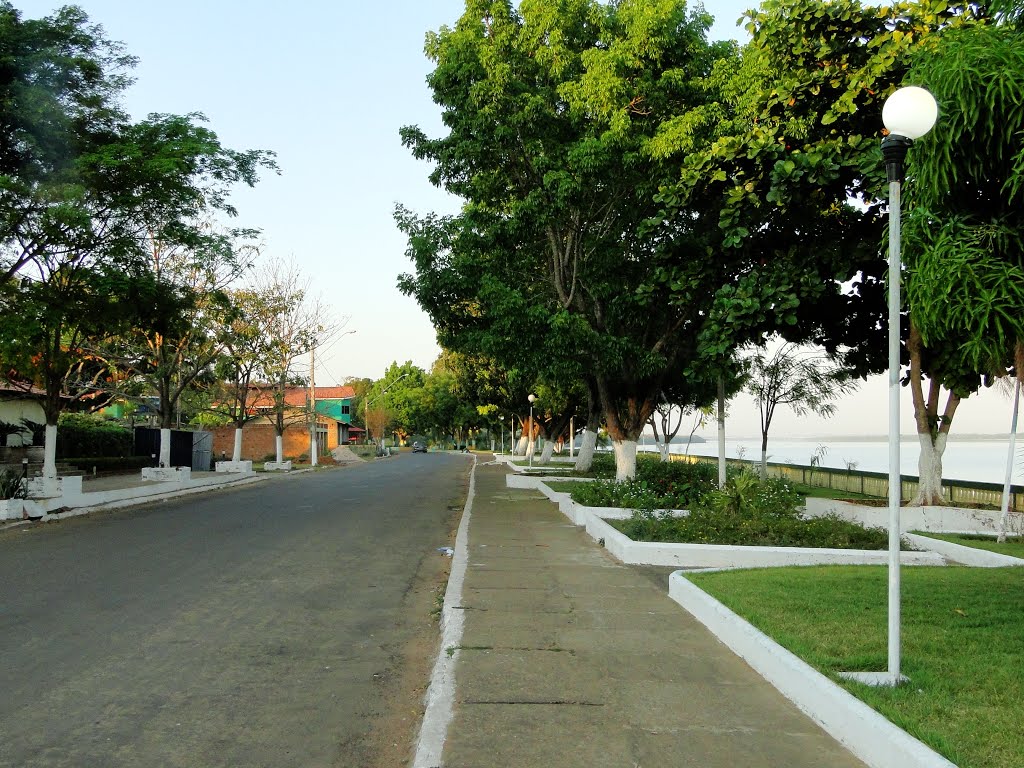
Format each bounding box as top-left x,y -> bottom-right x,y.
668,573 -> 957,768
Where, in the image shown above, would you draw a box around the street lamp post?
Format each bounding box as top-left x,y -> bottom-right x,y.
528,394 -> 536,468
842,86 -> 937,688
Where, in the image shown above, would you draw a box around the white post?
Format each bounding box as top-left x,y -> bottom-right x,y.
309,347 -> 318,467
886,173 -> 903,684
528,401 -> 534,468
717,377 -> 726,489
998,378 -> 1020,542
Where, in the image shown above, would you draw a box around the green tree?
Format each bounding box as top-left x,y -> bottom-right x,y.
745,342 -> 857,479
0,261 -> 148,478
249,260 -> 334,463
903,13 -> 1024,504
402,0 -> 734,480
366,362 -> 427,444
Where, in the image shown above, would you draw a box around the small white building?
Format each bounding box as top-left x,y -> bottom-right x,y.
0,383 -> 45,447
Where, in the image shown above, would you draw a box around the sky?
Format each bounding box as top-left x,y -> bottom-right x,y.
14,1 -> 1019,438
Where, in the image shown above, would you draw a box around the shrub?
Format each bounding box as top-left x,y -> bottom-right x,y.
636,460 -> 717,503
56,413 -> 132,458
0,469 -> 27,500
618,472 -> 895,550
585,453 -> 616,477
571,459 -> 718,510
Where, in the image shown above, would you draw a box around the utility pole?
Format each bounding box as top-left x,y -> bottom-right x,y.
309,347 -> 318,467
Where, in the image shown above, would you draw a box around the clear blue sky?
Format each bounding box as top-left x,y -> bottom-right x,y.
14,1 -> 1016,436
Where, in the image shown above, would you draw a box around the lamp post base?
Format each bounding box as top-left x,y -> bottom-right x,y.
838,671 -> 908,687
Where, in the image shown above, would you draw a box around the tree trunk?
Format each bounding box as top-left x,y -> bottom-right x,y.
539,440 -> 554,464
526,435 -> 536,460
575,430 -> 597,472
232,428 -> 243,462
612,440 -> 638,482
43,423 -> 58,480
159,428 -> 172,468
275,434 -> 284,464
911,432 -> 947,506
596,375 -> 657,482
515,435 -> 528,456
760,431 -> 769,480
657,443 -> 670,462
907,324 -> 960,507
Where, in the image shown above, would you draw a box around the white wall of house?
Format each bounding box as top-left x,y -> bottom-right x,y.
0,400 -> 46,446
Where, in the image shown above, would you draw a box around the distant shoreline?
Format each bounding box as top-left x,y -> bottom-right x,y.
689,434 -> 1016,443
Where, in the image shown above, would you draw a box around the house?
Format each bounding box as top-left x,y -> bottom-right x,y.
209,385 -> 363,461
0,382 -> 46,447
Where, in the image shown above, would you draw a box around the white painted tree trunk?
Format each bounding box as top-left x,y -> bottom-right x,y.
526,436 -> 536,460
575,430 -> 596,472
613,440 -> 638,482
911,432 -> 947,506
515,435 -> 528,456
310,429 -> 318,467
159,428 -> 172,468
657,443 -> 670,462
232,428 -> 243,462
760,449 -> 769,480
539,440 -> 554,465
43,423 -> 58,479
275,435 -> 284,464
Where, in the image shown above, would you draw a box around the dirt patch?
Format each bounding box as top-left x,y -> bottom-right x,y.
355,476 -> 466,767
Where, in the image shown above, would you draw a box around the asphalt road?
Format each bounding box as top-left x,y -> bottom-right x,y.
0,453 -> 471,768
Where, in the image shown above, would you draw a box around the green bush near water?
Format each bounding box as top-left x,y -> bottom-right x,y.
586,469 -> 896,550
570,458 -> 718,510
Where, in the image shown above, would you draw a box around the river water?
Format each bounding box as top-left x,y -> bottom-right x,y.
637,436 -> 1024,487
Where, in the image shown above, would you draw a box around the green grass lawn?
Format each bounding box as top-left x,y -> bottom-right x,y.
791,483 -> 882,500
687,566 -> 1024,768
913,531 -> 1024,559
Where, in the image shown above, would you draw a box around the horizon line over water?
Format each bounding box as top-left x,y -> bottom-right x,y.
638,436 -> 1024,487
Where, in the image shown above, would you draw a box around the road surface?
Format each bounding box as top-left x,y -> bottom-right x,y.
0,453 -> 470,767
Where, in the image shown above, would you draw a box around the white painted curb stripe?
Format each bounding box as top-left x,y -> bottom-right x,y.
668,572 -> 956,768
413,455 -> 476,768
905,532 -> 1024,567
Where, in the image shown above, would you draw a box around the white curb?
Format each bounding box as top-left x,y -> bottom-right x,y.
668,573 -> 956,768
905,532 -> 1024,567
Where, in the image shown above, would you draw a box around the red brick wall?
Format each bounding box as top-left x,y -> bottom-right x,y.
210,419 -> 340,461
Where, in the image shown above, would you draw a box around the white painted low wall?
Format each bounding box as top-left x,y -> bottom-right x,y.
215,460 -> 254,474
904,532 -> 1024,568
0,498 -> 25,521
141,466 -> 191,482
263,460 -> 292,472
668,573 -> 956,768
1,472 -> 266,524
805,497 -> 1015,535
505,474 -> 595,491
583,515 -> 945,569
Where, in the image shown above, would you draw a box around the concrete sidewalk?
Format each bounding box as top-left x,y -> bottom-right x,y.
438,462 -> 865,768
1,469 -> 272,524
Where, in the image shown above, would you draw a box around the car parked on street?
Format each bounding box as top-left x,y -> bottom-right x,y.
412,441 -> 427,453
